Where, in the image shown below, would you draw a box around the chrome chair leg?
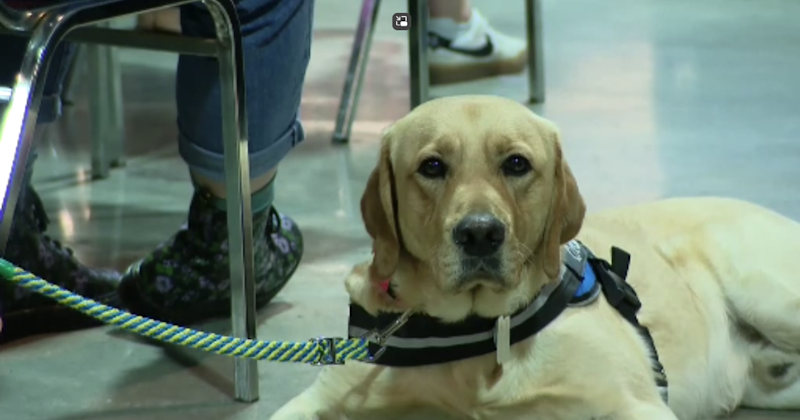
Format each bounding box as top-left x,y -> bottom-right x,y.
0,14 -> 62,255
407,0 -> 429,109
88,23 -> 126,180
0,2 -> 38,31
107,40 -> 126,170
87,42 -> 112,179
61,45 -> 83,105
332,0 -> 382,144
525,0 -> 545,103
204,0 -> 259,403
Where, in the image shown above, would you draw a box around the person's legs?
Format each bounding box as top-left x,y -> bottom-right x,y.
427,0 -> 528,85
138,0 -> 523,87
429,0 -> 472,22
0,35 -> 121,344
119,0 -> 313,325
136,7 -> 182,33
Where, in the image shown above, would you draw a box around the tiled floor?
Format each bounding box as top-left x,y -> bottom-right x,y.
2,0 -> 800,419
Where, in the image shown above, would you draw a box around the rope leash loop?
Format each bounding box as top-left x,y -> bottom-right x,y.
0,258 -> 369,364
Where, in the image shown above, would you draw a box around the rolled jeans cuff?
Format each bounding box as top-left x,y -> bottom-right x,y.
177,116 -> 305,183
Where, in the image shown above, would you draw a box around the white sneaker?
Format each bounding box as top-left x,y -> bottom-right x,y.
427,10 -> 528,85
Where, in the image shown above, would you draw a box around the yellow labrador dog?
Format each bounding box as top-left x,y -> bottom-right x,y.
272,95 -> 800,420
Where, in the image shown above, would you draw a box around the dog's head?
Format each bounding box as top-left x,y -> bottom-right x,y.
361,96 -> 585,319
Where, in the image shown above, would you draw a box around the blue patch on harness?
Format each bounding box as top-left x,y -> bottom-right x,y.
573,261 -> 596,299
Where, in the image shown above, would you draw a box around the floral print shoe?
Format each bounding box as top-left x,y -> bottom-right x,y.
118,189 -> 303,325
0,185 -> 121,344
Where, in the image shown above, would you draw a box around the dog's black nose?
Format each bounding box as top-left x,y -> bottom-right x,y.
452,214 -> 506,257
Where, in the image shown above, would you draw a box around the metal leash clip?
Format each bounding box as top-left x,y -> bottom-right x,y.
309,336 -> 345,366
361,309 -> 413,363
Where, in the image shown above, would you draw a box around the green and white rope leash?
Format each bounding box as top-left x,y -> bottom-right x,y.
0,258 -> 370,364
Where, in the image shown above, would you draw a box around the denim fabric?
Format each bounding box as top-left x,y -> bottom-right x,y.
0,0 -> 314,182
178,0 -> 313,181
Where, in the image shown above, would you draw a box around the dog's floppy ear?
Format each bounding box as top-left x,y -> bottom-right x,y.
361,130 -> 401,281
541,136 -> 586,278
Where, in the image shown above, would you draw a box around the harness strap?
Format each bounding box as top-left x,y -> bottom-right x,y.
590,248 -> 669,404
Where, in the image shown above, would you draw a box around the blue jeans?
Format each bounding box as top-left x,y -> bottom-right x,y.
1,0 -> 314,183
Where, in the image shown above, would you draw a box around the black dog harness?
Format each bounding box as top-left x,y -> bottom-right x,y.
348,240 -> 669,403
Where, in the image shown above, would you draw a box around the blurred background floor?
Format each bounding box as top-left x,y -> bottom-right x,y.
1,0 -> 800,419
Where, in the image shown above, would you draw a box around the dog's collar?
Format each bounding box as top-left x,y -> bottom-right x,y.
348,240 -> 601,367
349,241 -> 670,404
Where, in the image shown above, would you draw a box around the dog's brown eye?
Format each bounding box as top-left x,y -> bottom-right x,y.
502,155 -> 532,177
417,158 -> 447,179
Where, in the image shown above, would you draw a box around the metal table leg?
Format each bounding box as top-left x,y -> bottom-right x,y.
407,0 -> 429,109
525,0 -> 545,103
205,0 -> 259,403
332,0 -> 381,144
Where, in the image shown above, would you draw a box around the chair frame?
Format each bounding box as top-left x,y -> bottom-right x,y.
0,0 -> 261,402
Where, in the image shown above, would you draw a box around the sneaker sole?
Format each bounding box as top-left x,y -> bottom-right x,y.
430,50 -> 528,85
